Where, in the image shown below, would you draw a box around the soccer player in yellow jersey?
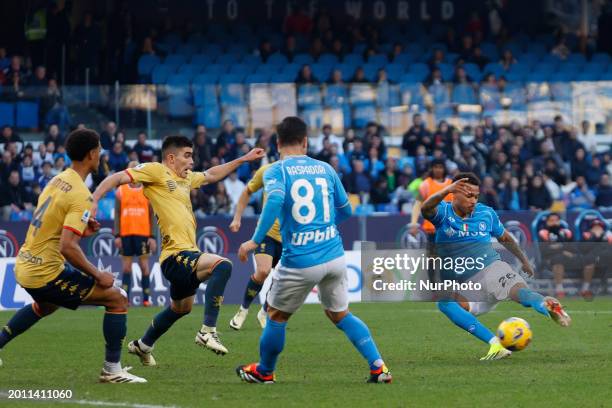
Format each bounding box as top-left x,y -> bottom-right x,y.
0,129 -> 147,383
92,135 -> 264,363
228,163 -> 282,330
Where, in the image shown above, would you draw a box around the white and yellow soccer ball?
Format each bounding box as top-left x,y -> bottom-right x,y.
496,317 -> 533,351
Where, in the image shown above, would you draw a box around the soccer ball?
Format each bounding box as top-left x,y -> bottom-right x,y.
496,317 -> 532,351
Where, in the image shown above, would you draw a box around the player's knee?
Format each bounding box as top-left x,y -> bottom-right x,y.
213,258 -> 232,278
254,267 -> 270,282
107,287 -> 129,311
268,307 -> 290,323
171,303 -> 192,314
325,309 -> 348,324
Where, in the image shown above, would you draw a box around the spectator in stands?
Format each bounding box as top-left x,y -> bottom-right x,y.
376,68 -> 393,85
452,66 -> 473,84
388,43 -> 403,63
444,130 -> 465,164
457,147 -> 482,177
469,46 -> 489,70
345,159 -> 371,197
585,156 -> 605,187
4,71 -> 26,101
0,47 -> 9,71
43,124 -> 64,146
255,127 -> 278,164
364,147 -> 384,179
538,212 -> 582,299
295,64 -> 318,84
551,33 -> 570,60
108,141 -> 129,172
2,126 -> 23,147
595,173 -> 612,209
480,175 -> 500,209
141,37 -> 157,57
381,157 -> 400,194
92,151 -> 111,186
568,175 -> 595,210
0,150 -> 18,183
3,56 -> 28,81
132,131 -> 155,163
281,35 -> 297,62
428,49 -> 445,69
283,5 -> 313,35
425,67 -> 444,87
370,178 -> 391,206
499,175 -> 523,210
327,68 -> 344,85
19,155 -> 38,190
209,182 -> 231,215
330,38 -> 345,60
1,170 -> 33,220
402,113 -> 430,156
316,138 -> 333,163
351,67 -> 368,83
224,171 -> 245,213
52,155 -> 65,176
543,157 -> 567,187
309,37 -> 324,60
100,121 -> 117,150
193,125 -> 213,170
581,219 -> 612,298
215,119 -> 236,155
526,174 -> 552,210
33,142 -> 53,169
29,65 -> 47,88
258,39 -> 274,63
578,120 -> 598,154
312,124 -> 344,154
346,137 -> 367,164
499,49 -> 516,71
38,161 -> 53,190
571,147 -> 589,180
458,34 -> 474,61
482,116 -> 498,144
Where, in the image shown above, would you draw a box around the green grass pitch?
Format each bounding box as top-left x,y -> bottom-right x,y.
1,299 -> 611,407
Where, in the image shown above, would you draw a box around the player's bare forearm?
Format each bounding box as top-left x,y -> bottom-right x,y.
421,186 -> 450,220
59,230 -> 100,279
411,200 -> 422,224
233,187 -> 252,222
92,171 -> 132,203
204,148 -> 265,184
498,231 -> 529,265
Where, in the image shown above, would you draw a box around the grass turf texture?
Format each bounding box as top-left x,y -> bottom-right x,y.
1,299 -> 611,408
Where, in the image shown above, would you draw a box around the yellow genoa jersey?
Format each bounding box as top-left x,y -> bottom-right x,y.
15,168 -> 93,288
126,162 -> 208,263
247,163 -> 281,242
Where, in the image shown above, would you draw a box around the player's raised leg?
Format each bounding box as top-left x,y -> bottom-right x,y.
83,285 -> 146,383
508,283 -> 571,327
230,252 -> 272,330
194,253 -> 232,354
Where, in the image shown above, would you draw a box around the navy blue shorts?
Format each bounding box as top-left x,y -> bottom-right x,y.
121,235 -> 150,257
255,235 -> 282,268
24,264 -> 96,310
161,251 -> 203,300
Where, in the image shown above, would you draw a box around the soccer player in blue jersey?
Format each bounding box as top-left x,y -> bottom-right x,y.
421,173 -> 571,360
235,117 -> 392,383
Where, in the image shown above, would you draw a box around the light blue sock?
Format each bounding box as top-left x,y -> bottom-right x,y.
258,318 -> 286,374
437,300 -> 495,344
518,288 -> 549,317
336,313 -> 383,370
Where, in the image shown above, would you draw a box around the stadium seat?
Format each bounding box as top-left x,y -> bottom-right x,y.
408,63 -> 429,77
204,64 -> 229,76
241,55 -> 261,66
367,54 -> 388,68
452,84 -> 477,104
164,54 -> 188,68
566,53 -> 586,64
190,54 -> 211,66
525,71 -> 551,83
311,63 -> 333,82
376,84 -> 400,107
344,54 -> 364,66
267,53 -> 288,65
219,83 -> 246,105
215,54 -> 241,65
137,54 -> 160,76
324,84 -> 348,107
194,106 -> 221,128
222,104 -> 248,125
575,71 -> 601,81
0,102 -> 14,126
176,44 -> 197,56
244,73 -> 270,83
300,106 -> 324,129
591,52 -> 611,65
362,64 -> 380,81
428,83 -> 450,105
151,64 -> 174,84
255,64 -> 282,75
336,63 -> 356,81
350,84 -> 376,107
269,72 -> 296,83
483,62 -> 505,77
318,53 -> 339,65
352,104 -> 377,128
192,83 -> 218,107
550,82 -> 572,101
15,101 -> 38,128
399,82 -> 424,107
201,44 -> 223,57
193,73 -> 219,84
229,64 -> 255,75
293,53 -> 314,66
177,64 -> 201,81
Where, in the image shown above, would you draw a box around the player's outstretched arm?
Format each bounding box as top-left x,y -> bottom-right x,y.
229,187 -> 253,232
421,178 -> 469,220
60,229 -> 114,288
498,230 -> 534,277
204,148 -> 265,184
91,171 -> 133,215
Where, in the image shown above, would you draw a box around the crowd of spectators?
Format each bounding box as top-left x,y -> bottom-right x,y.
0,112 -> 610,221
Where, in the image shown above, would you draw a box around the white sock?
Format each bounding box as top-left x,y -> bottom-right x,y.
582,282 -> 590,291
104,361 -> 122,374
240,305 -> 249,312
137,339 -> 152,352
371,358 -> 384,369
201,324 -> 216,333
489,337 -> 500,345
555,283 -> 564,292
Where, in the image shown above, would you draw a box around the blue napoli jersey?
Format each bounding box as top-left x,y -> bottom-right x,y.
263,155 -> 349,268
430,202 -> 505,280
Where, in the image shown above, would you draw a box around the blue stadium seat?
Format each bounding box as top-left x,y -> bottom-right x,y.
525,71 -> 551,83
164,54 -> 188,68
281,63 -> 300,76
601,69 -> 612,80
167,73 -> 191,86
483,62 -> 505,76
229,64 -> 255,75
203,64 -> 228,76
190,54 -> 211,66
503,83 -> 527,106
434,103 -> 454,121
400,72 -> 428,83
367,54 -> 388,68
539,55 -> 561,66
318,53 -> 339,65
15,101 -> 38,128
300,106 -> 324,129
591,53 -> 611,65
176,44 -> 197,56
137,55 -> 160,76
405,44 -> 423,56
428,83 -> 450,105
399,83 -> 424,107
362,64 -> 380,81
526,43 -> 547,56
408,63 -> 429,76
227,44 -> 250,55
194,106 -> 221,128
193,73 -> 219,84
219,83 -> 245,105
350,84 -> 376,107
550,83 -> 572,101
352,104 -> 377,128
549,72 -> 574,82
293,53 -> 314,66
575,71 -> 601,81
480,42 -> 499,61
376,84 -> 400,107
505,71 -> 526,82
392,54 -> 414,66
215,54 -> 240,65
267,53 -> 288,65
201,44 -> 223,57
311,63 -> 333,81
566,53 -> 586,64
452,84 -> 477,104
270,72 -> 297,83
255,64 -> 282,75
192,83 -> 218,107
177,64 -> 201,81
297,85 -> 322,107
241,55 -> 261,66
479,85 -> 501,110
0,102 -> 14,126
324,84 -> 348,107
334,63 -> 355,81
151,64 -> 174,84
385,63 -> 405,82
343,54 -> 364,66
244,73 -> 270,83
222,104 -> 248,125
519,54 -> 540,66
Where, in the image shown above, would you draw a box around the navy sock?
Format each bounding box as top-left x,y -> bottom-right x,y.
241,275 -> 263,309
0,304 -> 41,349
258,318 -> 286,374
122,272 -> 132,297
141,274 -> 150,302
142,307 -> 187,347
518,288 -> 549,317
336,313 -> 383,370
203,260 -> 232,327
437,300 -> 495,344
103,312 -> 126,363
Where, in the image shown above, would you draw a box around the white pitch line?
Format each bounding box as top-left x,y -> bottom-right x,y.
385,308 -> 612,314
0,393 -> 178,408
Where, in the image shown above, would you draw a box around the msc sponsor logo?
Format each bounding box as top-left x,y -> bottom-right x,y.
0,229 -> 19,257
197,226 -> 229,255
88,227 -> 119,257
